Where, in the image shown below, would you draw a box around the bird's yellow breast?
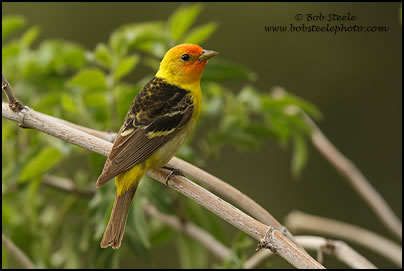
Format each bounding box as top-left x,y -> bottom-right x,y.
146,109 -> 199,170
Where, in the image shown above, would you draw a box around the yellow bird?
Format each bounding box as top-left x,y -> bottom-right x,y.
96,44 -> 218,249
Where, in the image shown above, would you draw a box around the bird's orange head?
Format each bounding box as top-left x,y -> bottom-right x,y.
156,44 -> 218,86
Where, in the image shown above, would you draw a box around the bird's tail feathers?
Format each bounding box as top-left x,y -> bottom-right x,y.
100,187 -> 137,249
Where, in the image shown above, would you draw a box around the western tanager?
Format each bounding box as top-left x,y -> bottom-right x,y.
96,44 -> 218,249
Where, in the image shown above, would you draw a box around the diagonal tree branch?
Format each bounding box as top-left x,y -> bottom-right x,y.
3,104 -> 300,248
32,106 -> 288,232
2,100 -> 323,268
146,167 -> 325,269
271,86 -> 402,241
1,73 -> 301,252
2,233 -> 36,269
294,235 -> 377,269
244,235 -> 378,269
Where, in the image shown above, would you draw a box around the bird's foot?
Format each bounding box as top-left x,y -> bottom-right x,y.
163,166 -> 185,185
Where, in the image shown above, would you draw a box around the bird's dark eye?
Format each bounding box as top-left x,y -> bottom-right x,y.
181,54 -> 190,61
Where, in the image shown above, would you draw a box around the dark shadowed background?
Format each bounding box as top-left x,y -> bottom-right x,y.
2,2 -> 402,268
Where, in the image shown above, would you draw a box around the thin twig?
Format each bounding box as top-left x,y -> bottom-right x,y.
295,235 -> 377,269
2,73 -> 24,111
285,210 -> 402,267
244,235 -> 378,269
2,102 -> 111,157
243,248 -> 275,269
2,233 -> 36,269
271,86 -> 402,241
305,113 -> 402,240
42,175 -> 96,198
144,202 -> 233,261
2,102 -> 324,269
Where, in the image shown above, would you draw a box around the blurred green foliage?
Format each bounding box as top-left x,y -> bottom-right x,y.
2,4 -> 320,268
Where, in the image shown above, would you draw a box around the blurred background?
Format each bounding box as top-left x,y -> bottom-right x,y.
2,2 -> 402,269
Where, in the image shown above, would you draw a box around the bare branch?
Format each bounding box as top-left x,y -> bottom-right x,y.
271,86 -> 402,241
2,73 -> 24,111
2,103 -> 111,157
244,235 -> 378,269
295,235 -> 377,269
2,102 -> 324,269
168,158 -> 283,228
32,109 -> 286,229
42,175 -> 96,198
304,113 -> 402,240
169,157 -> 304,251
285,210 -> 402,267
148,168 -> 324,269
2,233 -> 36,269
4,101 -> 302,251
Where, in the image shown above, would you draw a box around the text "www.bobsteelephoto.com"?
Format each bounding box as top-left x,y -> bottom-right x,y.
264,12 -> 390,35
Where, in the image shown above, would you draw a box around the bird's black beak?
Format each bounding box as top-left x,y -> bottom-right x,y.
199,50 -> 219,62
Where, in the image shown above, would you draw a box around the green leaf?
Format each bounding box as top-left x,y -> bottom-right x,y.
2,238 -> 7,268
142,56 -> 161,71
69,68 -> 106,90
115,83 -> 141,120
291,134 -> 308,178
35,40 -> 86,73
284,95 -> 322,121
3,144 -> 42,184
20,26 -> 39,48
2,40 -> 20,65
19,147 -> 62,182
2,15 -> 26,40
183,22 -> 218,44
233,231 -> 253,251
246,123 -> 275,139
113,54 -> 139,81
204,95 -> 223,116
203,60 -> 256,81
83,92 -> 107,108
126,228 -> 151,264
109,22 -> 167,56
183,199 -> 226,243
132,197 -> 150,248
94,43 -> 112,69
33,92 -> 61,115
222,231 -> 253,268
61,93 -> 79,114
149,222 -> 174,246
141,177 -> 174,214
177,234 -> 208,268
208,129 -> 261,151
237,85 -> 261,111
169,4 -> 202,41
176,144 -> 198,163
